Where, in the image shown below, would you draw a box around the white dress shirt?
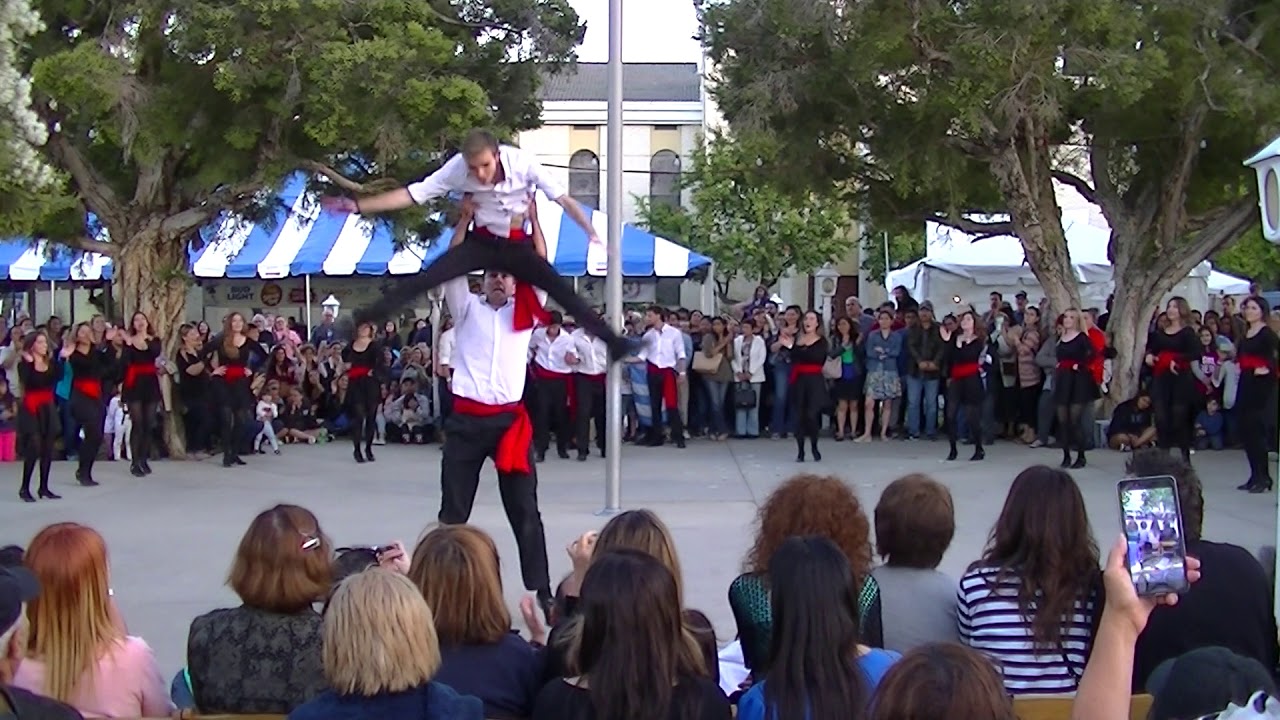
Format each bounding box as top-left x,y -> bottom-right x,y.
435,327 -> 456,377
572,329 -> 609,376
732,334 -> 767,383
444,276 -> 547,405
405,145 -> 567,237
639,324 -> 687,370
530,328 -> 576,374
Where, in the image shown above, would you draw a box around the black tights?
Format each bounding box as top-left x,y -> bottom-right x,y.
1151,374 -> 1191,460
353,232 -> 629,356
1056,402 -> 1088,461
127,401 -> 157,469
72,393 -> 106,478
221,402 -> 249,464
20,432 -> 53,495
349,378 -> 378,455
946,379 -> 983,455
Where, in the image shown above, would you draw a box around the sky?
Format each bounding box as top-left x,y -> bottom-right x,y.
566,0 -> 703,63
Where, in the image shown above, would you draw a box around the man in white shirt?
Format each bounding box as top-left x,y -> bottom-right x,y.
434,199 -> 552,617
569,315 -> 609,461
323,128 -> 637,360
529,312 -> 576,461
639,305 -> 687,448
434,318 -> 455,425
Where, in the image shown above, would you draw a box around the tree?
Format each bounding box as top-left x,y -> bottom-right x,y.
634,131 -> 855,299
17,0 -> 582,454
860,229 -> 927,286
700,0 -> 1280,404
0,0 -> 63,235
1214,227 -> 1280,289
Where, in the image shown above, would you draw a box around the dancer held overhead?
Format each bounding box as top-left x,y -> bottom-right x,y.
322,128 -> 636,360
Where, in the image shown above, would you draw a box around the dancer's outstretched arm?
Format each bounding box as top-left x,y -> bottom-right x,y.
323,155 -> 466,215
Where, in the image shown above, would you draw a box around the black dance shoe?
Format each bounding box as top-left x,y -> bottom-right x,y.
38,488 -> 61,500
18,489 -> 34,503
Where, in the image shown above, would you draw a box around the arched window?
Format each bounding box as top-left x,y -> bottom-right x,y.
649,150 -> 681,209
569,150 -> 600,210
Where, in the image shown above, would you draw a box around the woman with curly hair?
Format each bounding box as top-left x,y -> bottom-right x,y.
957,465 -> 1101,695
728,474 -> 883,674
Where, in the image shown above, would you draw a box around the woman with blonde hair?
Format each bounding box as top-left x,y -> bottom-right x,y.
288,568 -> 483,720
14,523 -> 171,717
408,525 -> 545,720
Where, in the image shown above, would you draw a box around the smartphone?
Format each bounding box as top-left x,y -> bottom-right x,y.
1118,475 -> 1190,596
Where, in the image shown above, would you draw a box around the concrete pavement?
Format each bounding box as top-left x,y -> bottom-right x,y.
0,436 -> 1273,674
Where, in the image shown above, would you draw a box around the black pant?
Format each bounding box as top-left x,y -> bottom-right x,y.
348,377 -> 379,452
71,392 -> 105,477
437,377 -> 453,422
1241,378 -> 1276,487
219,382 -> 251,464
946,377 -> 983,453
126,401 -> 158,468
1151,372 -> 1192,457
533,376 -> 570,456
439,411 -> 550,593
646,368 -> 684,443
575,375 -> 606,456
358,232 -> 626,353
182,396 -> 211,453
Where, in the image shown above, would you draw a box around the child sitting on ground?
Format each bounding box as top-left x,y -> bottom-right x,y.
1194,397 -> 1226,451
255,387 -> 281,454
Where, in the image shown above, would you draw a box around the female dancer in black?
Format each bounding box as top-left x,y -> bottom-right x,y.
942,310 -> 986,461
786,310 -> 829,462
1236,296 -> 1278,492
1054,309 -> 1099,469
175,323 -> 212,457
17,332 -> 62,501
67,322 -> 109,486
122,311 -> 164,477
342,322 -> 382,463
1144,297 -> 1199,462
209,312 -> 255,468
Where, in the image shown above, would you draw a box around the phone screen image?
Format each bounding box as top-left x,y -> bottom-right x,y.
1120,476 -> 1190,596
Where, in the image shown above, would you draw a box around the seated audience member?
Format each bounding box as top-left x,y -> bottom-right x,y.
186,505 -> 332,713
408,526 -> 545,720
1147,647 -> 1277,720
0,566 -> 83,719
869,643 -> 1015,720
958,466 -> 1101,695
548,510 -> 718,683
1128,450 -> 1279,691
870,474 -> 960,652
1108,390 -> 1157,451
14,523 -> 172,718
738,537 -> 900,720
1195,398 -> 1226,451
730,474 -> 883,674
532,550 -> 729,720
288,568 -> 484,720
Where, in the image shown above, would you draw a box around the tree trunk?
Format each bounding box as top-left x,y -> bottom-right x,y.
115,230 -> 192,459
1105,273 -> 1162,410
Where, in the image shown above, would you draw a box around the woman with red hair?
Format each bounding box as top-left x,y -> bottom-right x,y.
13,523 -> 171,717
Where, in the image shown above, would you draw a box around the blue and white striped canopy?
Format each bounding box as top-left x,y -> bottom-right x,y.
0,172 -> 711,281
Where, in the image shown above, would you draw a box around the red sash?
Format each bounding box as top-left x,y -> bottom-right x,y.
951,362 -> 980,379
222,365 -> 249,382
72,378 -> 101,400
1056,360 -> 1082,371
646,362 -> 678,409
124,362 -> 157,389
789,363 -> 823,384
22,389 -> 54,415
1154,351 -> 1183,375
451,396 -> 533,474
532,362 -> 576,415
471,227 -> 550,332
349,365 -> 372,380
1239,354 -> 1274,374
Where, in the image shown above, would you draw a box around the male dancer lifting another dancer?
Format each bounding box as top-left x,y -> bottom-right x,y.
323,128 -> 636,360
434,195 -> 553,616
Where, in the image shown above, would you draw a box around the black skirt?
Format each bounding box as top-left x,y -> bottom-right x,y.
1053,369 -> 1100,406
17,401 -> 60,452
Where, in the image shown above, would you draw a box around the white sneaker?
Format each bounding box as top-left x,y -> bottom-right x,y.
373,434 -> 386,446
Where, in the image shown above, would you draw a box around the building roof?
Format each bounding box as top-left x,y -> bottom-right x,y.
538,62 -> 702,103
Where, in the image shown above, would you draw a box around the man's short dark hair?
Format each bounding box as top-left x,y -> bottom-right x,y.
461,129 -> 500,158
548,310 -> 564,326
0,545 -> 23,567
875,474 -> 956,568
646,305 -> 664,317
1126,449 -> 1204,542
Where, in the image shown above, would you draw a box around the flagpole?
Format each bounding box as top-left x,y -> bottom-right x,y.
602,0 -> 624,514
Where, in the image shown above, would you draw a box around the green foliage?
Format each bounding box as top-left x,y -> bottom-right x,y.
860,229 -> 927,285
1214,227 -> 1280,289
634,132 -> 855,292
16,0 -> 584,246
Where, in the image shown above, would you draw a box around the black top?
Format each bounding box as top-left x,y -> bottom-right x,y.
18,360 -> 62,395
944,336 -> 985,369
1055,333 -> 1095,370
1108,398 -> 1153,436
67,347 -> 108,382
1132,539 -> 1279,691
207,337 -> 258,378
187,605 -> 325,714
531,676 -> 730,720
1237,326 -> 1279,371
0,684 -> 84,720
122,338 -> 162,366
1145,326 -> 1199,365
434,632 -> 545,720
789,337 -> 829,365
175,348 -> 209,402
341,341 -> 381,373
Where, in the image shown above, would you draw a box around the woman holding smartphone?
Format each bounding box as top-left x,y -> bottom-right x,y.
1235,296 -> 1278,493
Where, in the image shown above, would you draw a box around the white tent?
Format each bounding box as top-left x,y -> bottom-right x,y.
1208,270 -> 1252,295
